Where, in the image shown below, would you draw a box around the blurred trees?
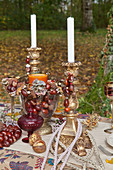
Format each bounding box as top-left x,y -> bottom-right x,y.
81,0 -> 94,31
0,0 -> 112,30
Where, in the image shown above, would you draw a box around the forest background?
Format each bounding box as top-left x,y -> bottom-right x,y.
0,0 -> 113,117
0,0 -> 112,31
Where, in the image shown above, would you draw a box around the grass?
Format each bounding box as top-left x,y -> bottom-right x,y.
0,28 -> 107,41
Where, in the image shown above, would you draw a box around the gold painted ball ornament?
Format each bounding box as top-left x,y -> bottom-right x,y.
33,140 -> 46,153
29,131 -> 41,146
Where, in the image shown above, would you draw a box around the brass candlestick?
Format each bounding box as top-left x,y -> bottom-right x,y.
27,47 -> 41,73
52,61 -> 92,157
61,62 -> 81,137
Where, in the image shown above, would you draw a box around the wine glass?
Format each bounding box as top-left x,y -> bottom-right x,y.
104,81 -> 113,133
2,78 -> 17,123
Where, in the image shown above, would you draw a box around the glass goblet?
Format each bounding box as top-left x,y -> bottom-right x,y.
104,81 -> 113,133
2,78 -> 17,123
17,111 -> 43,143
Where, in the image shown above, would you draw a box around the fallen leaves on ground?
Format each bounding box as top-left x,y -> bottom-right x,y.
0,31 -> 106,103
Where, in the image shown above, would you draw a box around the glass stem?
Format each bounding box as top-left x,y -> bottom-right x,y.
111,100 -> 113,124
11,96 -> 15,120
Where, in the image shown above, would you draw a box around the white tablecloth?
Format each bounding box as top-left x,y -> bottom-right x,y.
4,120 -> 113,170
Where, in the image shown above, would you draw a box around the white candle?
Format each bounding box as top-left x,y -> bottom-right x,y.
67,17 -> 75,63
31,14 -> 37,48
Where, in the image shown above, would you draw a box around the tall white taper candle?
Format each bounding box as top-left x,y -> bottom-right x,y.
31,14 -> 37,48
67,17 -> 75,63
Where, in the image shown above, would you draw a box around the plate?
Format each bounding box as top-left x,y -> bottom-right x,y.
106,134 -> 113,147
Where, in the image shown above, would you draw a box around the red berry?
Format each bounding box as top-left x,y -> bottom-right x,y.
65,107 -> 70,112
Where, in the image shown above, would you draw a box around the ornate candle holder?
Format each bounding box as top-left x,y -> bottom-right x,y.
51,61 -> 92,157
61,61 -> 81,136
27,47 -> 41,74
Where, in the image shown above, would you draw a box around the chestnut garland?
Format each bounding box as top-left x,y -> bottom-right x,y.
0,123 -> 22,148
62,73 -> 74,113
25,56 -> 31,75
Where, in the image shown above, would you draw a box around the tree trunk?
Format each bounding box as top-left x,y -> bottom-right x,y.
81,0 -> 93,31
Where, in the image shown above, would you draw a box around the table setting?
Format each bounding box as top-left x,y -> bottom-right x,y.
1,14 -> 113,170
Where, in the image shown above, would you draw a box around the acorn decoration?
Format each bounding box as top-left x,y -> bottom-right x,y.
29,131 -> 46,153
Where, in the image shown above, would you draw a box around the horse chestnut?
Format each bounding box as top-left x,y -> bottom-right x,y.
21,89 -> 28,97
64,98 -> 69,107
46,83 -> 51,90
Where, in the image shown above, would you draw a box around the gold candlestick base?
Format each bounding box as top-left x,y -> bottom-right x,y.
61,113 -> 78,137
36,118 -> 52,135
